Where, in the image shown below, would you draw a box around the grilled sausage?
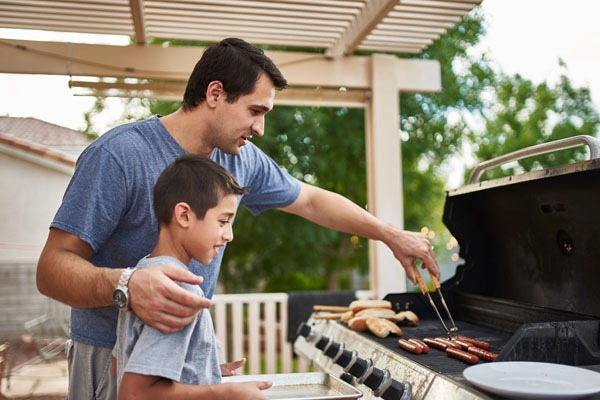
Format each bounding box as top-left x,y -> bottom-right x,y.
423,337 -> 447,351
467,346 -> 498,362
435,337 -> 461,349
455,336 -> 491,350
409,338 -> 430,354
398,339 -> 423,354
446,347 -> 480,364
451,338 -> 474,350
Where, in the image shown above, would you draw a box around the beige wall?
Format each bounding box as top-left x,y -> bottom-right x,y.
0,146 -> 73,250
0,146 -> 74,339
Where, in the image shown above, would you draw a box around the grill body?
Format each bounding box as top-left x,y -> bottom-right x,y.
294,140 -> 600,399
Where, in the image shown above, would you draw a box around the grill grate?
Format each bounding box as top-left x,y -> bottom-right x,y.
353,319 -> 512,380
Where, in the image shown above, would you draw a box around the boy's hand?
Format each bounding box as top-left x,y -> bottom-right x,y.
223,381 -> 273,399
220,358 -> 246,376
128,264 -> 211,333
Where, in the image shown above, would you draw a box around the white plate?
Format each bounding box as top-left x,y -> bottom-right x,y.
463,362 -> 600,399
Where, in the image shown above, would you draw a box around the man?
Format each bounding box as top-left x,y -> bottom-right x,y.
37,38 -> 438,400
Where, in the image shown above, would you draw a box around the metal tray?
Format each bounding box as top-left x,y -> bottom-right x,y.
221,371 -> 363,400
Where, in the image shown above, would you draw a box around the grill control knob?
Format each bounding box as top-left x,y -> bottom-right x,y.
335,348 -> 354,368
377,379 -> 413,400
363,367 -> 386,391
296,322 -> 313,339
324,341 -> 341,359
339,372 -> 355,385
315,336 -> 332,352
347,356 -> 369,379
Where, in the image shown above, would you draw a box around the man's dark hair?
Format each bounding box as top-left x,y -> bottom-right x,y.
182,37 -> 288,110
153,154 -> 248,225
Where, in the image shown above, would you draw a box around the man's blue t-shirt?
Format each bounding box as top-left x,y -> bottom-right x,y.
51,116 -> 301,348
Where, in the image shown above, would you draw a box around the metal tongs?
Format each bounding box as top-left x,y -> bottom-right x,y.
412,265 -> 459,339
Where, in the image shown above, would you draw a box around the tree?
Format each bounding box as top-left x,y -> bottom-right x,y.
470,62 -> 600,179
221,106 -> 369,293
394,9 -> 496,277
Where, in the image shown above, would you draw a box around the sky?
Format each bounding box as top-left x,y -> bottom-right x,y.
1,0 -> 600,134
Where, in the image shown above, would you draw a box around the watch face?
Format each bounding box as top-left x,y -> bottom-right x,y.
113,289 -> 128,309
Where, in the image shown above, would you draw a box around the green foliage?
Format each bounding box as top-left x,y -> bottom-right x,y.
221,107 -> 369,293
470,67 -> 600,180
397,10 -> 494,266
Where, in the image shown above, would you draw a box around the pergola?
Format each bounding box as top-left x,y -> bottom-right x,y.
0,0 -> 481,297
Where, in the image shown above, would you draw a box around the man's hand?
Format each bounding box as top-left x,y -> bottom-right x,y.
128,265 -> 211,333
385,228 -> 439,285
220,358 -> 246,376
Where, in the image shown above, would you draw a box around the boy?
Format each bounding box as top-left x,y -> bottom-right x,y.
113,154 -> 271,400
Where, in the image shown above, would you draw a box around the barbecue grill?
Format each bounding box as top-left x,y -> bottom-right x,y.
294,136 -> 600,399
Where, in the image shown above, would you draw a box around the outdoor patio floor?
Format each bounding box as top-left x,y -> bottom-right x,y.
1,357 -> 67,399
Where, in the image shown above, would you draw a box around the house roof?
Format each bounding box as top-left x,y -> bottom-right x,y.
0,116 -> 89,147
0,116 -> 90,165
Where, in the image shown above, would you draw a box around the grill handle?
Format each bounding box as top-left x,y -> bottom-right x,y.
468,135 -> 600,184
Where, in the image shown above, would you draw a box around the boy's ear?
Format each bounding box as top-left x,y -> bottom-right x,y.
173,202 -> 192,227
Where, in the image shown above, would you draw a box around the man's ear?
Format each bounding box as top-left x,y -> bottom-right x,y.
206,81 -> 224,108
173,202 -> 192,227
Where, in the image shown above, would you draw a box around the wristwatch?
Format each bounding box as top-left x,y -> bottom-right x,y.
112,268 -> 136,310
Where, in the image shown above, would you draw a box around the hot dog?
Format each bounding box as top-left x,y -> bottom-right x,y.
446,347 -> 480,364
450,338 -> 473,350
435,337 -> 461,349
467,346 -> 498,362
408,338 -> 430,354
423,337 -> 447,351
398,338 -> 423,354
455,336 -> 491,350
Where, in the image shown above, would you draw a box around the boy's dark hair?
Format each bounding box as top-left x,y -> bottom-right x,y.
182,37 -> 288,110
153,155 -> 248,225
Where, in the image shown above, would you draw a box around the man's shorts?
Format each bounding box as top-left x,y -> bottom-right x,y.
66,339 -> 117,400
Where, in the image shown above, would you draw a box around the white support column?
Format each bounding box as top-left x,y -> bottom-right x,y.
365,54 -> 407,299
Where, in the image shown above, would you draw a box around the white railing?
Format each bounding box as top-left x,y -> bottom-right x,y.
211,291 -> 373,375
211,292 -> 306,374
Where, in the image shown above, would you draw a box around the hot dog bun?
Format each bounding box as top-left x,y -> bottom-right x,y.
349,299 -> 392,313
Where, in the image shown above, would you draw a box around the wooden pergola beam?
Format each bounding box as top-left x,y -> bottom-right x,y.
327,0 -> 398,57
0,39 -> 440,93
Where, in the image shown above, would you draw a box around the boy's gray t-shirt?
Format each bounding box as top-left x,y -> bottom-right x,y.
51,116 -> 301,349
114,256 -> 221,387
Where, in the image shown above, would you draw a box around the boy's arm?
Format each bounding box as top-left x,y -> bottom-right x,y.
119,373 -> 272,400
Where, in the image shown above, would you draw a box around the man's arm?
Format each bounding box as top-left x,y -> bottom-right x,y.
36,228 -> 211,333
280,182 -> 439,284
119,373 -> 272,400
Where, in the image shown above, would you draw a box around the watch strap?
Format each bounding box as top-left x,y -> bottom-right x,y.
114,267 -> 136,309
